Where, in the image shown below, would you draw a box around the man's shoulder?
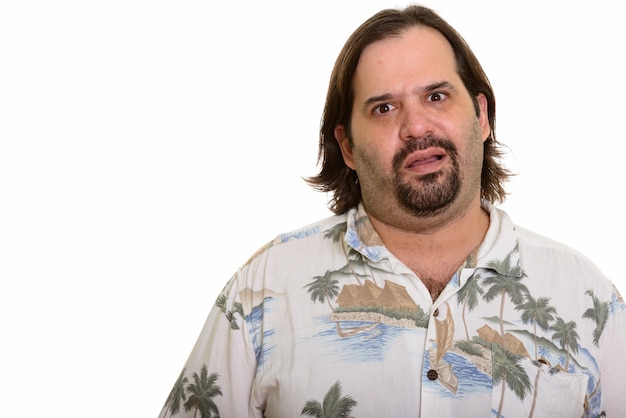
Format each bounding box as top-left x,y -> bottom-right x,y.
490,206 -> 603,274
514,224 -> 604,274
490,206 -> 590,259
274,212 -> 348,245
514,225 -> 577,253
240,211 -> 349,269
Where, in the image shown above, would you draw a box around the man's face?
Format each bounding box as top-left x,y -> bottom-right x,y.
335,25 -> 490,226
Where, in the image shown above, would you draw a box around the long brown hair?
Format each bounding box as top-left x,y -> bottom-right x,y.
305,5 -> 512,215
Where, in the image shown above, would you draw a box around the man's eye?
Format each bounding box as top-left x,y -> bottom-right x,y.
373,103 -> 396,114
427,92 -> 447,102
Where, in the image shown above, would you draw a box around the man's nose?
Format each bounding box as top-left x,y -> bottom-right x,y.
399,104 -> 432,141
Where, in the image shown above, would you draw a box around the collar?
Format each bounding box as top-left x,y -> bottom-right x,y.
343,201 -> 523,278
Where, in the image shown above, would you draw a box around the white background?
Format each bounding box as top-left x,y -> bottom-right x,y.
1,1 -> 624,416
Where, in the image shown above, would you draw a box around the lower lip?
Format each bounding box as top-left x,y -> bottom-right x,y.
407,156 -> 446,175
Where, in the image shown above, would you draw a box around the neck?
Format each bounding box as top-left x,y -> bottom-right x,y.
366,195 -> 489,287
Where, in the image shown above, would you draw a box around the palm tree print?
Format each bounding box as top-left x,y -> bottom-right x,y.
550,317 -> 580,371
304,272 -> 341,311
301,380 -> 357,418
457,272 -> 484,340
184,364 -> 222,418
481,250 -> 528,344
492,344 -> 532,418
226,301 -> 245,330
324,222 -> 347,243
215,295 -> 227,313
215,292 -> 244,330
225,310 -> 239,330
515,295 -> 557,418
515,295 -> 557,360
582,289 -> 609,346
323,216 -> 368,242
162,368 -> 189,417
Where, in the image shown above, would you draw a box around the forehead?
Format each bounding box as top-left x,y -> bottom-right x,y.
353,26 -> 459,95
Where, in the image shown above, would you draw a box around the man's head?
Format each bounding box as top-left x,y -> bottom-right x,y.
307,5 -> 511,216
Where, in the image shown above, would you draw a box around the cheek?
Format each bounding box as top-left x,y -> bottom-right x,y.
462,128 -> 486,170
353,143 -> 389,175
349,119 -> 404,174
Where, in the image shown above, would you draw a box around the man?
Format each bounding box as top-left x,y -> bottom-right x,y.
159,5 -> 626,417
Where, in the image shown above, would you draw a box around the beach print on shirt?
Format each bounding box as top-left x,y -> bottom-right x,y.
299,220 -> 623,417
160,215 -> 625,418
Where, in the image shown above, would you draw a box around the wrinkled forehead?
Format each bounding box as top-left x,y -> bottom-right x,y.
353,26 -> 461,95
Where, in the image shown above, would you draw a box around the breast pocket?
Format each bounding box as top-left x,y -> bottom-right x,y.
490,344 -> 588,418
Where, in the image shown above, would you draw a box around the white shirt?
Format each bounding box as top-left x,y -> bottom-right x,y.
159,203 -> 626,417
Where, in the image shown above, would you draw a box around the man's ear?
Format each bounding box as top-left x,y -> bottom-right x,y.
475,93 -> 491,143
476,93 -> 491,142
335,125 -> 356,169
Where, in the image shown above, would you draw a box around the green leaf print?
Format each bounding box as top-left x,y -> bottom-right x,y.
301,380 -> 357,418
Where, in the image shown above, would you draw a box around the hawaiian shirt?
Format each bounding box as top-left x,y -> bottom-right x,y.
159,202 -> 626,417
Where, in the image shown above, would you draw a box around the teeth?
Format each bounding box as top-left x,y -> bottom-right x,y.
416,156 -> 438,165
407,155 -> 443,169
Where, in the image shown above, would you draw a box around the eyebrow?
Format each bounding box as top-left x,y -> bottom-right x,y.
362,81 -> 458,108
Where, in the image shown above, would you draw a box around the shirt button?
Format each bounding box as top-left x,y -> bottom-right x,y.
433,308 -> 439,317
427,369 -> 438,380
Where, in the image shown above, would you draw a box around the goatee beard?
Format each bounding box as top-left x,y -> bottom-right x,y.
392,135 -> 460,217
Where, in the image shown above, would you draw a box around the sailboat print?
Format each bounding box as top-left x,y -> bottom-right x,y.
428,302 -> 459,394
335,317 -> 382,339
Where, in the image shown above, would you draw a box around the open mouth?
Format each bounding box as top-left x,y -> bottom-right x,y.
407,154 -> 444,168
404,148 -> 448,174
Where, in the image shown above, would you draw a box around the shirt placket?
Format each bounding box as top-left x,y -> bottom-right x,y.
420,268 -> 477,417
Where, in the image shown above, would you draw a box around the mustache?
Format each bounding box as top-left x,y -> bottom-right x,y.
392,135 -> 458,170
